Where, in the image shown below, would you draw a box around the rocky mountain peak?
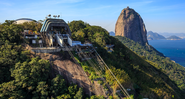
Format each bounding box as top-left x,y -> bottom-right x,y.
115,7 -> 148,45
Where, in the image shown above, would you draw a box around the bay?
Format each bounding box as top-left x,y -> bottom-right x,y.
148,40 -> 185,67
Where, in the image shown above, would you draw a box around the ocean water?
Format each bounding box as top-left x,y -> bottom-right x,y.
148,40 -> 185,67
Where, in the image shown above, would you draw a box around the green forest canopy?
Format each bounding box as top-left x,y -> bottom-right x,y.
0,20 -> 185,99
115,36 -> 185,92
0,20 -> 104,99
68,20 -> 185,99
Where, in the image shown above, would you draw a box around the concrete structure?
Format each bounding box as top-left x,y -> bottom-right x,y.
24,33 -> 42,44
23,17 -> 92,53
31,47 -> 62,53
40,18 -> 72,47
72,41 -> 81,46
40,18 -> 83,48
40,18 -> 71,36
25,44 -> 63,53
106,45 -> 114,52
14,18 -> 36,24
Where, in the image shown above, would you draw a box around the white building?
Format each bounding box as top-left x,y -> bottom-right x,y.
14,18 -> 36,24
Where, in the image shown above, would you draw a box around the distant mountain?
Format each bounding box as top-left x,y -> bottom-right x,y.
115,7 -> 148,45
109,31 -> 115,36
166,35 -> 182,40
147,31 -> 166,40
160,33 -> 185,39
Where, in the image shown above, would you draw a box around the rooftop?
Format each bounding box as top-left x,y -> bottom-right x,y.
15,18 -> 35,22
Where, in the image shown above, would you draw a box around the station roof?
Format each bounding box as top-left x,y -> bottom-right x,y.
40,18 -> 71,36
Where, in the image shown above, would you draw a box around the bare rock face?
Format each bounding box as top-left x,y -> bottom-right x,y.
115,7 -> 148,45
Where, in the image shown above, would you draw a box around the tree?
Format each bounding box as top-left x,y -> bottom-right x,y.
0,57 -> 50,98
38,20 -> 44,24
68,84 -> 78,97
36,22 -> 42,32
90,95 -> 105,99
68,20 -> 86,33
0,80 -> 27,99
73,30 -> 85,42
57,94 -> 71,99
32,81 -> 49,99
93,33 -> 106,47
11,57 -> 50,87
50,75 -> 67,97
21,21 -> 42,32
74,88 -> 83,99
0,24 -> 23,44
0,41 -> 27,84
2,20 -> 14,26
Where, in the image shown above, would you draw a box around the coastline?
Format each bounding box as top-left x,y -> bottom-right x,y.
148,39 -> 185,67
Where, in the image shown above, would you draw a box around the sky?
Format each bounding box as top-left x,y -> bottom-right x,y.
0,0 -> 185,33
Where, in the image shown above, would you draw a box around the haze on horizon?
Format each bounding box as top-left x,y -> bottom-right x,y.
0,0 -> 185,33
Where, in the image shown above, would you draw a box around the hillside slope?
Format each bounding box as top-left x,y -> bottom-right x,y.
99,37 -> 184,99
115,36 -> 185,92
69,21 -> 184,99
0,21 -> 106,99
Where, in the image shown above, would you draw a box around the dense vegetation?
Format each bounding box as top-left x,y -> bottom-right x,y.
0,20 -> 104,99
69,20 -> 185,99
115,36 -> 185,92
0,19 -> 184,99
68,20 -> 110,45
